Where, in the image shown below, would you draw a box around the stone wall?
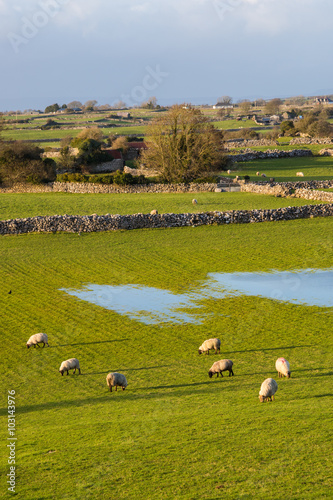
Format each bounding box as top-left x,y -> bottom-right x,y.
0,182 -> 218,194
1,204 -> 332,235
289,137 -> 333,145
89,160 -> 123,173
228,149 -> 312,162
241,181 -> 333,202
226,139 -> 278,148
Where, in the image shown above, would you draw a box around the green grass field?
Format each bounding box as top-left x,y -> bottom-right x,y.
0,191 -> 327,221
214,120 -> 264,130
226,156 -> 333,181
0,192 -> 332,499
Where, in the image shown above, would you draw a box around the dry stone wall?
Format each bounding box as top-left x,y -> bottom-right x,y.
229,149 -> 312,162
1,204 -> 332,235
290,137 -> 333,145
0,182 -> 218,194
241,181 -> 333,202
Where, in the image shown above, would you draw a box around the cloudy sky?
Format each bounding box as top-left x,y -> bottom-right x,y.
0,0 -> 332,111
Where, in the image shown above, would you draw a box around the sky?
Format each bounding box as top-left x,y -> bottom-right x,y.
0,0 -> 332,111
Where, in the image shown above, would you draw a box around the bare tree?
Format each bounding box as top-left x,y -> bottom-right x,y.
67,101 -> 83,109
84,100 -> 98,110
238,99 -> 252,115
217,96 -> 233,105
265,98 -> 283,115
112,100 -> 127,109
141,96 -> 157,109
141,105 -> 227,182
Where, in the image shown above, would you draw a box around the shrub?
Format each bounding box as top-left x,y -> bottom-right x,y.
112,136 -> 129,152
113,171 -> 135,185
41,119 -> 60,130
56,173 -> 88,183
193,175 -> 219,184
0,142 -> 56,185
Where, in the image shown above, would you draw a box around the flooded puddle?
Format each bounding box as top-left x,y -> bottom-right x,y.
62,284 -> 204,325
61,269 -> 333,325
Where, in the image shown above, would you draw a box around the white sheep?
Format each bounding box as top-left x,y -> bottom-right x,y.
208,359 -> 234,378
59,358 -> 81,376
227,169 -> 232,174
198,338 -> 221,355
192,199 -> 198,205
275,357 -> 291,378
296,172 -> 304,177
256,171 -> 260,176
26,333 -> 49,348
106,372 -> 128,392
150,209 -> 158,215
259,378 -> 278,402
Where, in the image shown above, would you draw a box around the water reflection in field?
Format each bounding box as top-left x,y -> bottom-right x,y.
61,269 -> 333,325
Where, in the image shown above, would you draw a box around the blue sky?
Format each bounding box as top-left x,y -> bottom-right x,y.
0,0 -> 332,111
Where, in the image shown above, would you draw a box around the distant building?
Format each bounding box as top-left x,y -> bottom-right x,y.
213,103 -> 234,109
313,96 -> 332,105
117,112 -> 131,119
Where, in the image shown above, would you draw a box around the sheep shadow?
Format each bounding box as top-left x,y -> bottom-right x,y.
227,345 -> 314,355
292,368 -> 333,377
1,382 -> 227,415
81,365 -> 172,376
50,339 -> 128,348
136,380 -> 218,391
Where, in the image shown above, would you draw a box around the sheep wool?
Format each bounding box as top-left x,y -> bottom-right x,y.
208,359 -> 234,379
26,333 -> 49,348
59,358 -> 81,376
275,357 -> 291,378
259,378 -> 278,402
106,372 -> 128,392
198,338 -> 221,355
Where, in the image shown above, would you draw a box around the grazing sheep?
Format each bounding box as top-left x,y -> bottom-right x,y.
150,209 -> 158,215
106,372 -> 128,392
59,358 -> 81,376
26,333 -> 49,348
275,357 -> 291,378
261,173 -> 267,178
192,199 -> 198,205
198,338 -> 221,355
256,171 -> 260,176
259,378 -> 278,402
296,172 -> 304,177
208,359 -> 234,378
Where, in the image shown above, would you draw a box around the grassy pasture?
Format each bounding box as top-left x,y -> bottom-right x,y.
227,156 -> 333,181
0,205 -> 332,498
214,120 -> 264,130
1,128 -> 82,141
0,191 -> 327,221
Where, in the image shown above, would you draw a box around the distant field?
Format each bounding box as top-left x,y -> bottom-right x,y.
232,144 -> 333,155
226,156 -> 333,181
0,191 -> 327,221
1,125 -> 146,141
214,119 -> 264,130
1,128 -> 81,141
